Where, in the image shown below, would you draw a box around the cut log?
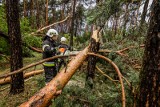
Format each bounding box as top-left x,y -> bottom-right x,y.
20,47 -> 89,107
0,70 -> 44,85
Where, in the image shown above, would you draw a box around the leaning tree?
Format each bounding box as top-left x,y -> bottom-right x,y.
6,0 -> 24,94
139,0 -> 160,106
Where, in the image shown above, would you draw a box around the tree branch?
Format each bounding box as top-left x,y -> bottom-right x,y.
28,46 -> 42,53
96,66 -> 119,82
0,70 -> 44,85
0,30 -> 9,42
32,15 -> 71,34
0,54 -> 10,61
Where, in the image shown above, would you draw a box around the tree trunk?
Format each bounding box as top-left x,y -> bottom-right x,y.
123,3 -> 129,37
139,0 -> 160,106
45,0 -> 48,26
30,0 -> 34,28
140,0 -> 149,26
6,0 -> 24,94
36,0 -> 40,28
70,0 -> 76,50
23,0 -> 27,17
20,47 -> 89,107
86,27 -> 100,88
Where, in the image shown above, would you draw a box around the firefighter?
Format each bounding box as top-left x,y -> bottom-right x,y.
57,37 -> 70,71
42,29 -> 58,84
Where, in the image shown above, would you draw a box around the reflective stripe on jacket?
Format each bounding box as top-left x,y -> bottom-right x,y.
43,62 -> 55,67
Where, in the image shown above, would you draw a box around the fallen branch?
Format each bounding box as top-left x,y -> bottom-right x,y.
20,47 -> 89,107
118,44 -> 144,53
99,49 -> 127,56
0,70 -> 44,85
28,46 -> 42,53
96,66 -> 119,82
0,53 -> 10,61
88,53 -> 126,107
0,30 -> 9,42
0,54 -> 77,79
99,44 -> 145,57
0,86 -> 10,92
122,76 -> 131,88
32,15 -> 71,34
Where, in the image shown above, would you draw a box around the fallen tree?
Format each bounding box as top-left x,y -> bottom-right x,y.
0,70 -> 44,85
20,52 -> 126,107
19,47 -> 89,107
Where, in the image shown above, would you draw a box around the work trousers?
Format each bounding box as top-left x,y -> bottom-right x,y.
44,66 -> 57,83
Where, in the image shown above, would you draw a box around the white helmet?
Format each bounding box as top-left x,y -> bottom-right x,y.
46,29 -> 58,37
60,37 -> 67,42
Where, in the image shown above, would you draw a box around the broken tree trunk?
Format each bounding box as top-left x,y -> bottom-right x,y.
86,27 -> 100,88
0,70 -> 44,85
20,47 -> 89,107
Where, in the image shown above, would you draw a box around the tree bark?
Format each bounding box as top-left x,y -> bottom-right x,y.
139,0 -> 160,106
19,47 -> 89,107
6,0 -> 24,94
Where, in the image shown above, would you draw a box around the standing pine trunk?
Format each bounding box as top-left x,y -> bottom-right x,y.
45,0 -> 48,26
23,0 -> 27,17
139,0 -> 160,106
30,0 -> 34,28
123,3 -> 129,37
6,0 -> 24,94
36,0 -> 40,28
70,0 -> 76,51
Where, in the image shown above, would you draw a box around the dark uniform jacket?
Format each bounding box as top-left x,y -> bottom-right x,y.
42,36 -> 57,66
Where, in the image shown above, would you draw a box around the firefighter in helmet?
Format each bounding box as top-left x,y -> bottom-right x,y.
42,29 -> 58,84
